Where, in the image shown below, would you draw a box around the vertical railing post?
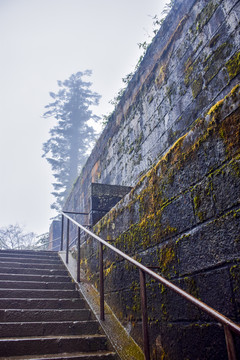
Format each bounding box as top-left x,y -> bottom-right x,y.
77,227 -> 81,282
99,242 -> 105,321
139,269 -> 150,360
224,326 -> 237,360
60,214 -> 64,251
66,219 -> 70,264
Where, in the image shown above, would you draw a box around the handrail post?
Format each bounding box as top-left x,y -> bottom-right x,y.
139,269 -> 150,360
77,227 -> 81,282
99,242 -> 105,321
60,214 -> 64,251
224,326 -> 237,360
66,219 -> 70,264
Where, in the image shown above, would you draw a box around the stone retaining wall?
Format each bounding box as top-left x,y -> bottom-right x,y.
81,85 -> 240,359
64,0 -> 240,215
62,0 -> 240,358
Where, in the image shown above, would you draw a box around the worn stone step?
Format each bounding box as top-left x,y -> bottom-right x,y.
0,335 -> 108,357
0,261 -> 65,270
0,289 -> 79,299
0,256 -> 62,265
0,273 -> 71,283
0,350 -> 117,360
0,250 -> 59,258
0,252 -> 117,360
0,298 -> 85,310
0,280 -> 75,290
0,309 -> 92,322
0,267 -> 68,276
0,320 -> 100,337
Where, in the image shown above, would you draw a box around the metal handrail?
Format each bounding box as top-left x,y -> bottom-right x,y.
62,210 -> 89,215
61,210 -> 240,360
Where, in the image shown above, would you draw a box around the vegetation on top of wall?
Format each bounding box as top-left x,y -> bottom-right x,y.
102,1 -> 177,126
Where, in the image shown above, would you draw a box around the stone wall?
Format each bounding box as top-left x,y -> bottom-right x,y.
64,0 -> 239,214
62,0 -> 240,358
48,220 -> 61,251
82,85 -> 240,359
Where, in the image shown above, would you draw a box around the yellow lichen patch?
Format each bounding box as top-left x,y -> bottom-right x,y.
207,98 -> 225,117
226,51 -> 240,80
155,64 -> 167,86
207,84 -> 240,116
149,133 -> 188,181
218,107 -> 240,157
158,245 -> 176,276
191,76 -> 203,98
104,262 -> 115,277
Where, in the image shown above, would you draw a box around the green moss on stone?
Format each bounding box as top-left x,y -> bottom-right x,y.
192,76 -> 203,98
195,1 -> 219,33
226,51 -> 240,80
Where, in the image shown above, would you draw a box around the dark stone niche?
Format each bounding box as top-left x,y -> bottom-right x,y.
89,183 -> 132,226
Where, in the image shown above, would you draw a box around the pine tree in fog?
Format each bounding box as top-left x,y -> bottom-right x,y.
43,71 -> 101,211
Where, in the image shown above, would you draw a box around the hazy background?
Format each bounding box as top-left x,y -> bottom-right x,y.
0,0 -> 168,235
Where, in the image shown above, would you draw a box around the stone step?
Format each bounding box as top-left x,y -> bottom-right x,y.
0,250 -> 117,360
0,273 -> 71,283
0,320 -> 100,337
0,250 -> 59,257
0,335 -> 108,357
0,267 -> 68,276
0,350 -> 117,360
0,256 -> 62,265
0,289 -> 80,299
0,261 -> 65,270
0,298 -> 85,310
0,280 -> 75,290
0,309 -> 92,322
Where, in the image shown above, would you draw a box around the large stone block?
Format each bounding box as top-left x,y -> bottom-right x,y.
211,158 -> 240,216
177,207 -> 240,276
160,322 -> 228,360
191,178 -> 215,223
230,264 -> 240,321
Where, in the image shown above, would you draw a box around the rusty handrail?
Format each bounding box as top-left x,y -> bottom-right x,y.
61,210 -> 239,360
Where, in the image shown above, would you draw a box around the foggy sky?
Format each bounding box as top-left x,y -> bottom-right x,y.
0,0 -> 167,235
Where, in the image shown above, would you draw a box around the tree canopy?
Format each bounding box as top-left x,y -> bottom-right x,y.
43,70 -> 101,211
0,224 -> 36,250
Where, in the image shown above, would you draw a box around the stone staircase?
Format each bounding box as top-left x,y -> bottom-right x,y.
0,249 -> 117,360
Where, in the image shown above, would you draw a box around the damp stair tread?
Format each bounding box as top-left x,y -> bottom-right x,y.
0,334 -> 109,356
0,320 -> 100,337
0,250 -> 117,360
0,257 -> 62,264
0,250 -> 58,255
0,298 -> 85,309
0,273 -> 72,282
0,289 -> 80,298
0,320 -> 98,325
0,334 -> 106,340
0,350 -> 116,360
0,268 -> 69,275
0,280 -> 75,289
0,309 -> 92,322
0,261 -> 65,269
